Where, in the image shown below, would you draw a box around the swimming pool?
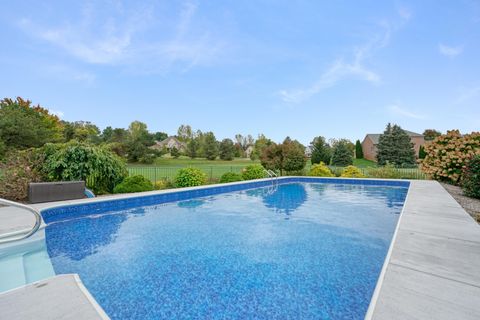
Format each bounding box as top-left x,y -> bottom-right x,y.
42,178 -> 408,319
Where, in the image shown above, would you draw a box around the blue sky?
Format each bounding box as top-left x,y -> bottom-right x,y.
0,1 -> 479,144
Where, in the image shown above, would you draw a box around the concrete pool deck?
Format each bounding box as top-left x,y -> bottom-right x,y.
367,180 -> 480,320
1,178 -> 479,319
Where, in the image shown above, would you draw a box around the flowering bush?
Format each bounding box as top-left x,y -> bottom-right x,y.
340,166 -> 365,178
421,130 -> 480,184
309,162 -> 334,177
462,155 -> 480,199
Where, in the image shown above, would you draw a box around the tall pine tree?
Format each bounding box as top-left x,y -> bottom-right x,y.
376,123 -> 416,166
310,136 -> 332,164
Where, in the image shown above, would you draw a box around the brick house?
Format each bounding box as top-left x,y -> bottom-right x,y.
361,130 -> 424,162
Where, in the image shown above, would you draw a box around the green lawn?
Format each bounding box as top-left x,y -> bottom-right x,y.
126,157 -> 378,183
127,157 -> 258,182
352,158 -> 377,168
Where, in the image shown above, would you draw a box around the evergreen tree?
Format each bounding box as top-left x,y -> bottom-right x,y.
310,136 -> 332,165
219,138 -> 235,160
377,123 -> 416,166
186,138 -> 199,159
418,145 -> 427,159
355,139 -> 363,159
331,141 -> 353,166
204,132 -> 218,160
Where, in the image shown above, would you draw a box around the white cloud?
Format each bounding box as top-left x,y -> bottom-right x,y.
438,43 -> 463,57
388,104 -> 426,119
278,7 -> 411,104
17,1 -> 224,73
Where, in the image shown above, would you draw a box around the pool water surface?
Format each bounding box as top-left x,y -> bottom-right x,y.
44,182 -> 408,319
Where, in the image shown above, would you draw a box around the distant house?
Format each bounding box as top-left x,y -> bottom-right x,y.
362,130 -> 424,162
304,146 -> 312,157
151,136 -> 187,152
245,145 -> 254,158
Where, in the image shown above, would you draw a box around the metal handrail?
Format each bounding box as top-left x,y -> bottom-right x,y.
267,170 -> 278,178
0,198 -> 42,244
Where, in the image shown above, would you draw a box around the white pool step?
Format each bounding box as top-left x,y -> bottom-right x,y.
0,255 -> 26,292
0,232 -> 55,292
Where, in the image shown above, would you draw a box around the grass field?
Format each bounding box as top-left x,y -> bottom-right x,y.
126,157 -> 380,183
127,157 -> 258,183
352,158 -> 377,167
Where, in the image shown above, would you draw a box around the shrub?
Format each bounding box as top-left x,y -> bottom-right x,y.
154,179 -> 175,190
462,155 -> 480,199
242,164 -> 266,180
42,141 -> 128,194
309,162 -> 334,177
0,149 -> 45,201
113,175 -> 154,194
422,130 -> 480,184
220,172 -> 243,183
340,166 -> 365,178
366,163 -> 402,179
175,167 -> 207,187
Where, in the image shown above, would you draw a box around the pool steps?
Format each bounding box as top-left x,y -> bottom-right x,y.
0,233 -> 55,292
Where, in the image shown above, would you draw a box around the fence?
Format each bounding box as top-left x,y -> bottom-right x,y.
126,165 -> 428,185
328,166 -> 427,179
127,165 -> 247,184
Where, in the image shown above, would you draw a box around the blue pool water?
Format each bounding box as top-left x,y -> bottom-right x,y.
44,182 -> 408,319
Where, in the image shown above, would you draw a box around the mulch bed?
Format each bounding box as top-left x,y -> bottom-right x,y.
440,182 -> 480,223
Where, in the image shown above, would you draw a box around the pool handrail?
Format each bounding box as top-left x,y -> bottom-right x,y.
0,198 -> 42,244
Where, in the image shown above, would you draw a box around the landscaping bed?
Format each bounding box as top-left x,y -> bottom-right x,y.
441,182 -> 480,223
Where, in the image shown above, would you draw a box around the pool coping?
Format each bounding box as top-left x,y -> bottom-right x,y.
2,177 -> 480,319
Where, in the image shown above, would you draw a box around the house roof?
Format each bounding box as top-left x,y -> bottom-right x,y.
152,136 -> 187,149
364,130 -> 423,144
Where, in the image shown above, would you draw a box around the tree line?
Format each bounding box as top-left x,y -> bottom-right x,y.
0,97 -> 441,169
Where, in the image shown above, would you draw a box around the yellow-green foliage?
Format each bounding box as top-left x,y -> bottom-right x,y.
154,179 -> 174,190
309,162 -> 334,177
340,166 -> 365,178
422,130 -> 480,184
